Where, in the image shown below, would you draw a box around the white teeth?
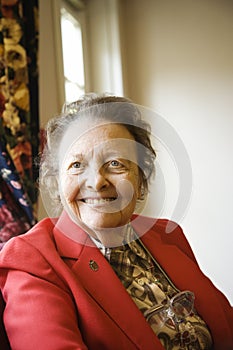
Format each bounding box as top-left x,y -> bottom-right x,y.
83,198 -> 115,205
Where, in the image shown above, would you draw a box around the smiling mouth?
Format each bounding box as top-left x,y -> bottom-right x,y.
81,198 -> 117,205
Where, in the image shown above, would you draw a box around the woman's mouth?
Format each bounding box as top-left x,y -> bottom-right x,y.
81,197 -> 117,205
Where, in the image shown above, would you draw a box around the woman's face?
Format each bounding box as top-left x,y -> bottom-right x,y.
59,121 -> 140,232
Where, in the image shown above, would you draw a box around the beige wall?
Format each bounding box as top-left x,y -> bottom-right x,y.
39,0 -> 233,303
121,0 -> 233,105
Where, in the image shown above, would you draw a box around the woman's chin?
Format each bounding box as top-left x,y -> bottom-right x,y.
66,203 -> 134,234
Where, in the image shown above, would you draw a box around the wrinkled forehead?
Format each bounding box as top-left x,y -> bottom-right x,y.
59,117 -> 100,153
58,118 -> 138,165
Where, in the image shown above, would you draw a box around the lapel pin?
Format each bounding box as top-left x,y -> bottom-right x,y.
89,260 -> 99,271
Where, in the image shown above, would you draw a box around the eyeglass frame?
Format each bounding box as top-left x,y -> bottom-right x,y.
144,290 -> 195,327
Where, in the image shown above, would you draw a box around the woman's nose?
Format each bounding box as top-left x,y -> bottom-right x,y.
85,167 -> 109,191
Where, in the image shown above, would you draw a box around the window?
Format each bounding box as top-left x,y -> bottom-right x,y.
60,3 -> 85,102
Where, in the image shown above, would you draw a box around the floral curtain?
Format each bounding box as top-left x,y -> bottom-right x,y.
0,0 -> 39,249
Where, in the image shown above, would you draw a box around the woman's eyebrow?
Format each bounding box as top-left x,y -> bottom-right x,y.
66,153 -> 84,162
104,153 -> 131,163
104,149 -> 136,162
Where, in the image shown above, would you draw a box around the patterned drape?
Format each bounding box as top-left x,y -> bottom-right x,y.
0,0 -> 39,249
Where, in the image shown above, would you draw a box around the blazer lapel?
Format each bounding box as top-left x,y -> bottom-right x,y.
73,245 -> 165,348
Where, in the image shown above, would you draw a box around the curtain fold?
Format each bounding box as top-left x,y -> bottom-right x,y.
0,0 -> 39,249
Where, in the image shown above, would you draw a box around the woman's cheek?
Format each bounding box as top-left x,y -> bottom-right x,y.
61,175 -> 79,202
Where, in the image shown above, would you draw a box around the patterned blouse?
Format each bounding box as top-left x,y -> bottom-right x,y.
96,226 -> 213,350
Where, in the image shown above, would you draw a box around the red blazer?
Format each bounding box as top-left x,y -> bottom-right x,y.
0,211 -> 233,350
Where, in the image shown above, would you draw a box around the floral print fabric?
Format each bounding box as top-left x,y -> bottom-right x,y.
0,0 -> 39,249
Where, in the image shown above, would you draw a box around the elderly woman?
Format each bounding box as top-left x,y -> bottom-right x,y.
0,94 -> 232,350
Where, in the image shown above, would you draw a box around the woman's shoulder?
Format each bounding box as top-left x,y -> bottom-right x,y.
0,217 -> 71,299
133,215 -> 185,238
0,218 -> 58,270
133,215 -> 197,263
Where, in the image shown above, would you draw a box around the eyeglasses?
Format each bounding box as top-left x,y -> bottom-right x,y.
144,291 -> 195,329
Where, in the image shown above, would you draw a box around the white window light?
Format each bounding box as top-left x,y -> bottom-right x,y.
60,6 -> 85,102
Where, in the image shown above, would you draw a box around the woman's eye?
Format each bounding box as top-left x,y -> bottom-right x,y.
72,162 -> 81,169
110,160 -> 121,167
107,160 -> 127,171
67,161 -> 83,174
